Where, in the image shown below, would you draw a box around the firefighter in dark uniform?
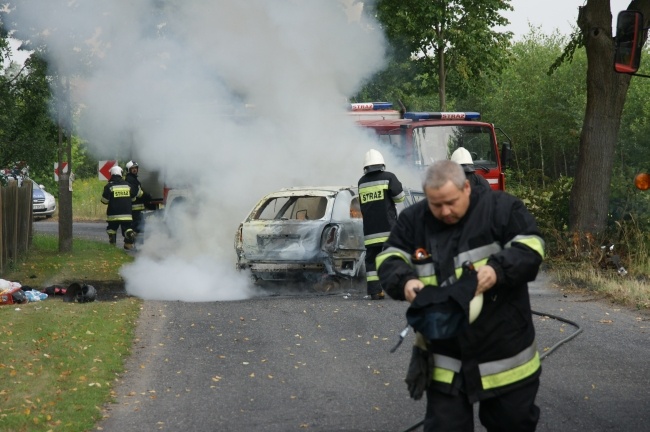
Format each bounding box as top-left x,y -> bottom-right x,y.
358,149 -> 405,300
124,160 -> 151,240
377,160 -> 545,431
450,146 -> 491,192
101,165 -> 137,250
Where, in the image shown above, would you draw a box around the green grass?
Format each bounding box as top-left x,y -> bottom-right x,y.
6,234 -> 133,288
0,234 -> 141,432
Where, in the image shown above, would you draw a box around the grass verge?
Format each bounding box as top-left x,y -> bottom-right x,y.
547,260 -> 650,311
0,234 -> 141,432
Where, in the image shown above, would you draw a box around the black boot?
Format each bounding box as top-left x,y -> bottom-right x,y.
108,233 -> 117,245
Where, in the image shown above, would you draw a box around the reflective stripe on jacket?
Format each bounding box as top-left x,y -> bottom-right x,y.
358,170 -> 404,242
102,176 -> 136,222
125,172 -> 146,211
377,188 -> 544,402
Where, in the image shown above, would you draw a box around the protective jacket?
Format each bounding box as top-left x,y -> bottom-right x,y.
358,170 -> 405,247
101,175 -> 137,222
125,172 -> 149,212
377,188 -> 545,402
467,172 -> 491,192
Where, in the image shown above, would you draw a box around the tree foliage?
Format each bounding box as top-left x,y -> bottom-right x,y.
460,30 -> 586,187
371,0 -> 513,110
0,54 -> 59,183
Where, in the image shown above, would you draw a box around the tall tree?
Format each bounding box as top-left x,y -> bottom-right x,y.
568,0 -> 650,234
463,30 -> 587,184
1,1 -> 108,252
373,0 -> 512,110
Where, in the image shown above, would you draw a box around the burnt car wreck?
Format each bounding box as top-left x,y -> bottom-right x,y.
234,186 -> 366,291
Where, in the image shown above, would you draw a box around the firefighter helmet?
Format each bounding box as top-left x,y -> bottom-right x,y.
450,147 -> 474,165
469,293 -> 483,324
64,283 -> 97,303
451,147 -> 476,173
126,160 -> 139,170
109,166 -> 123,176
363,149 -> 385,173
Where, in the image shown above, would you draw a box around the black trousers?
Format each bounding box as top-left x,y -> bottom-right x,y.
364,244 -> 383,295
424,378 -> 540,432
106,221 -> 134,242
132,210 -> 144,233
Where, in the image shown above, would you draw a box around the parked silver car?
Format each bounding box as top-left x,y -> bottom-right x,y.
235,186 -> 366,291
32,180 -> 56,219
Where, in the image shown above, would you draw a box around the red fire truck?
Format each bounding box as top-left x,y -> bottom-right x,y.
350,103 -> 512,191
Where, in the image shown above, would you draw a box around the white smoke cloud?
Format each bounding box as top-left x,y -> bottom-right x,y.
7,0 -> 419,301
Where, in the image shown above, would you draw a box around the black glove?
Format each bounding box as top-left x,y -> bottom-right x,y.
405,345 -> 431,400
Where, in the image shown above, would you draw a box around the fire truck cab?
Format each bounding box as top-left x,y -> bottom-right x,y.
353,107 -> 511,191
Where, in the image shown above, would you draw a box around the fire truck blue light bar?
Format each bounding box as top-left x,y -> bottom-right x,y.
349,102 -> 394,111
403,112 -> 481,121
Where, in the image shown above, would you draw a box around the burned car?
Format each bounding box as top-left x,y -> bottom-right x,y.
234,186 -> 365,290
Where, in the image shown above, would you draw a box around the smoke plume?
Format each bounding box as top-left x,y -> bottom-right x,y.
7,0 -> 418,300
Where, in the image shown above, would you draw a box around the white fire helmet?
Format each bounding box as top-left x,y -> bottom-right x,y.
363,149 -> 385,173
126,160 -> 138,170
109,166 -> 123,176
469,293 -> 483,324
450,147 -> 474,165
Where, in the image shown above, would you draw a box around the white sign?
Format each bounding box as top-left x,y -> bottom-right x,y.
99,160 -> 118,181
54,162 -> 68,181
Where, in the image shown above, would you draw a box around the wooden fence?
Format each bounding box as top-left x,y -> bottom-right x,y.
0,181 -> 33,273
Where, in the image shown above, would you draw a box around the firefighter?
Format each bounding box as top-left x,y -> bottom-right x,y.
377,160 -> 544,431
124,160 -> 151,240
450,146 -> 491,192
358,149 -> 405,300
101,165 -> 137,250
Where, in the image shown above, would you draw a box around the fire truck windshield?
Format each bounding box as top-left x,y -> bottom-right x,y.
412,124 -> 497,168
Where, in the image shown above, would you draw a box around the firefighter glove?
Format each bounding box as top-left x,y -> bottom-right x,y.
405,345 -> 431,400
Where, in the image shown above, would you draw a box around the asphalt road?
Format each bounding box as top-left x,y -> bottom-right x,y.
34,222 -> 650,431
33,219 -> 107,243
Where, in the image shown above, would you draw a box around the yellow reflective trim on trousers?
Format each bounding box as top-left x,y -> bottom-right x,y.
367,274 -> 379,282
480,351 -> 540,390
508,235 -> 545,259
432,367 -> 455,384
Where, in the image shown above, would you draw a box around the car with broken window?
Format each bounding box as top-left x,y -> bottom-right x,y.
234,186 -> 366,291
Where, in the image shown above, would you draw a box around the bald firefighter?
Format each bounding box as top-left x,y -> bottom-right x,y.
377,160 -> 545,431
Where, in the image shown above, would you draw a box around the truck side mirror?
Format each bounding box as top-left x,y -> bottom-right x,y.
614,10 -> 645,74
500,143 -> 511,168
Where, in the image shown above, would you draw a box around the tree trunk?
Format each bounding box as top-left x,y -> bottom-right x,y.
569,0 -> 636,233
438,43 -> 446,111
57,78 -> 73,253
539,132 -> 545,188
